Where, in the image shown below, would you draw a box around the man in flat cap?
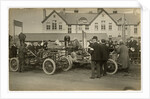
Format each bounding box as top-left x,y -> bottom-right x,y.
89,36 -> 103,79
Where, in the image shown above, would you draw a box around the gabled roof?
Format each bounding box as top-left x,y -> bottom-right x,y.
109,13 -> 140,25
41,10 -> 67,24
89,9 -> 118,25
58,13 -> 97,25
42,9 -> 140,26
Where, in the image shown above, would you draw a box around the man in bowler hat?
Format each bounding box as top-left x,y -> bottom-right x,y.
89,36 -> 103,79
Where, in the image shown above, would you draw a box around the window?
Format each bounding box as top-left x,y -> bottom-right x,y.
109,23 -> 112,30
46,25 -> 50,30
46,22 -> 50,30
52,20 -> 57,30
125,26 -> 128,30
68,25 -> 71,34
79,25 -> 82,30
53,15 -> 56,18
59,22 -> 62,30
118,25 -> 121,31
85,25 -> 89,30
95,23 -> 98,31
134,25 -> 137,34
101,20 -> 106,30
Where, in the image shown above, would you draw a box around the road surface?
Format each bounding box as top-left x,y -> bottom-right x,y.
9,64 -> 141,91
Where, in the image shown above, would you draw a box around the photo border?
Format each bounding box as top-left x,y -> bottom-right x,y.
0,0 -> 150,99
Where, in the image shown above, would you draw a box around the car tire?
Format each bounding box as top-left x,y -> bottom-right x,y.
106,59 -> 118,75
42,58 -> 56,75
10,57 -> 19,72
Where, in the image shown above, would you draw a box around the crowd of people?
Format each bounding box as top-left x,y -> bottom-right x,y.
88,36 -> 141,79
9,32 -> 141,75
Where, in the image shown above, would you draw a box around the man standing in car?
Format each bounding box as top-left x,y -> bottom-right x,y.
18,32 -> 26,46
89,36 -> 102,79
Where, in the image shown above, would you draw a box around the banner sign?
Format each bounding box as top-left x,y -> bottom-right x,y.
14,20 -> 23,27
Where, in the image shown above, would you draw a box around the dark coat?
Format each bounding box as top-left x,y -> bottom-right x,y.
117,45 -> 130,69
18,46 -> 26,59
18,33 -> 26,40
11,45 -> 18,57
129,40 -> 137,49
89,42 -> 102,61
101,44 -> 109,61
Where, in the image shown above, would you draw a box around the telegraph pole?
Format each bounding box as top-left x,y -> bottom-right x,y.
122,14 -> 126,42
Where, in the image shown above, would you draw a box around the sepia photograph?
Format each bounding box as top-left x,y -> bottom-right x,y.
9,8 -> 141,91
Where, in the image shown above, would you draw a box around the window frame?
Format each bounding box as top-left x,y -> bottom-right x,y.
52,20 -> 57,30
68,25 -> 72,34
59,22 -> 62,30
101,20 -> 106,30
109,23 -> 112,30
95,23 -> 98,31
134,25 -> 138,34
85,25 -> 89,30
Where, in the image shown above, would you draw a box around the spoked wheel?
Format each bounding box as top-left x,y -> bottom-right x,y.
9,57 -> 19,72
61,56 -> 72,71
42,58 -> 56,75
106,59 -> 118,75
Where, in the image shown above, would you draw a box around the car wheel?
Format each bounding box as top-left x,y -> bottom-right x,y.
10,57 -> 19,72
106,59 -> 118,75
42,58 -> 56,75
61,56 -> 72,71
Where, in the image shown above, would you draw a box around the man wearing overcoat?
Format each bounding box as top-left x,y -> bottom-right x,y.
89,36 -> 103,79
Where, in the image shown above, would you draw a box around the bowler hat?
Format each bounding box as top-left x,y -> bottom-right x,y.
130,36 -> 133,38
101,39 -> 106,43
92,36 -> 98,40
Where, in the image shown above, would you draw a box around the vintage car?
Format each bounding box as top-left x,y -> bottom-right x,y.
9,44 -> 72,75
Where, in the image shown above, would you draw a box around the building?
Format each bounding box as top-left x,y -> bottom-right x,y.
41,8 -> 140,38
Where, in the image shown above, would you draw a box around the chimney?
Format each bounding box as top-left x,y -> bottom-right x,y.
63,8 -> 65,12
60,8 -> 66,15
97,8 -> 103,13
74,9 -> 79,13
43,9 -> 46,19
113,10 -> 117,14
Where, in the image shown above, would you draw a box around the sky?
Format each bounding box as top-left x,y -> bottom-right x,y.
9,8 -> 140,36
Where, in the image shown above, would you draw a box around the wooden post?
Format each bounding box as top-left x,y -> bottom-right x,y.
22,23 -> 23,32
13,20 -> 15,43
122,14 -> 126,42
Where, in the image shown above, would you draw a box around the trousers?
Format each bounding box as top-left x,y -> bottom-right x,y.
91,61 -> 102,78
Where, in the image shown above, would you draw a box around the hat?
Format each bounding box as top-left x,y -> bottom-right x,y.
101,39 -> 106,43
92,36 -> 98,40
119,39 -> 124,45
130,36 -> 133,38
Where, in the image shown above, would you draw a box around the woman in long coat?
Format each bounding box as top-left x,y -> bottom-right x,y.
117,41 -> 130,72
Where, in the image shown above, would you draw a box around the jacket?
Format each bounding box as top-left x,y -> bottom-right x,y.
89,42 -> 102,61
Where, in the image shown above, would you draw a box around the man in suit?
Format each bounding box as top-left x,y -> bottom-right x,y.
18,44 -> 26,72
89,36 -> 102,79
11,43 -> 18,57
108,37 -> 114,52
101,39 -> 110,76
128,36 -> 137,63
64,35 -> 70,48
18,32 -> 26,46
